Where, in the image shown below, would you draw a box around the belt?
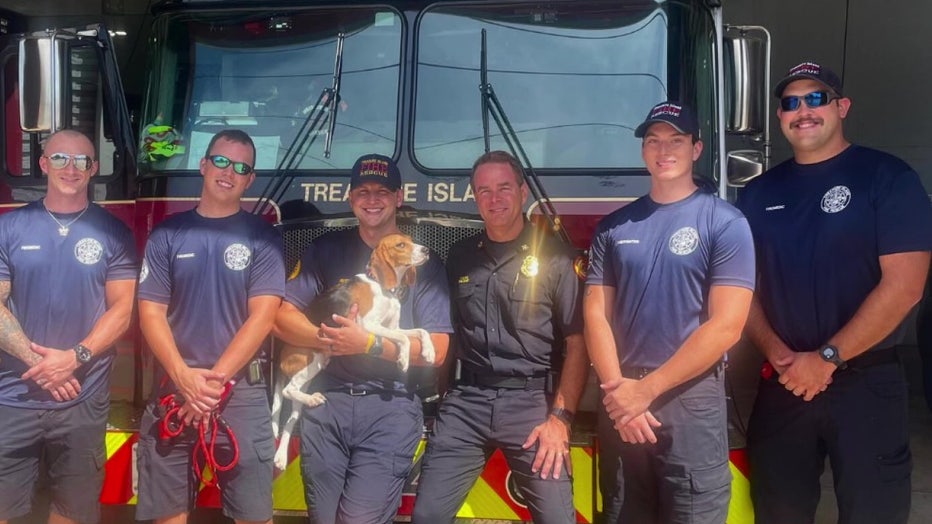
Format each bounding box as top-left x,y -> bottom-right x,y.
622,361 -> 724,381
328,386 -> 415,398
620,366 -> 655,380
457,370 -> 548,391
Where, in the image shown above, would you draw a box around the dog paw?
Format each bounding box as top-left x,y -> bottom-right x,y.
398,349 -> 410,372
274,448 -> 289,470
303,392 -> 327,408
420,331 -> 435,364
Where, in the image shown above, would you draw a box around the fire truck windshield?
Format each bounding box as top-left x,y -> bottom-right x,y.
414,2 -> 692,168
137,1 -> 715,177
138,7 -> 402,174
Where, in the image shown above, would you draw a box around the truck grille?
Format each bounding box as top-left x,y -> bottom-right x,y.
277,213 -> 485,271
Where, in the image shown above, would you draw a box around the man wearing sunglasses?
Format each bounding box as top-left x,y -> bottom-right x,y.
136,129 -> 285,524
0,129 -> 138,524
737,62 -> 932,523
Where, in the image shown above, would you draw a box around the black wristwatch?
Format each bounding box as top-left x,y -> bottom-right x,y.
367,335 -> 384,357
72,343 -> 92,366
550,407 -> 575,426
819,344 -> 847,370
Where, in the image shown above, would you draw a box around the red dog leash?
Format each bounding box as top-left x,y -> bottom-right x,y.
157,379 -> 240,487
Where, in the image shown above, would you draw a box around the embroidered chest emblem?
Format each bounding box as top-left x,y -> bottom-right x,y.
520,255 -> 539,277
669,227 -> 699,256
74,238 -> 103,265
224,243 -> 252,271
821,185 -> 851,213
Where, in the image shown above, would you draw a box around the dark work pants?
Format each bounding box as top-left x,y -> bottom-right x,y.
918,280 -> 932,412
747,361 -> 911,524
611,370 -> 731,524
596,403 -> 623,524
300,390 -> 422,524
411,385 -> 575,524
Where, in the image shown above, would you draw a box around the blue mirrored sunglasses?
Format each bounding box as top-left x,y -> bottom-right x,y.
780,91 -> 838,112
207,154 -> 254,175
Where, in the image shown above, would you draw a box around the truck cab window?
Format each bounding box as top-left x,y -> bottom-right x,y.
139,8 -> 403,175
413,1 -> 715,172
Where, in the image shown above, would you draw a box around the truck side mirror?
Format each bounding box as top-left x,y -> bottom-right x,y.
724,26 -> 770,135
727,150 -> 764,187
19,33 -> 67,133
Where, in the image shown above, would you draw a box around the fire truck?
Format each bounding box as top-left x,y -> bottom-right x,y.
0,0 -> 770,521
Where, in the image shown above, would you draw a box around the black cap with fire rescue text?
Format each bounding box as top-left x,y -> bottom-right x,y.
773,61 -> 843,98
634,101 -> 700,139
350,153 -> 402,191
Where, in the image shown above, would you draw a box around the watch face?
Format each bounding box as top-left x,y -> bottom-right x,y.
75,345 -> 92,363
822,347 -> 837,359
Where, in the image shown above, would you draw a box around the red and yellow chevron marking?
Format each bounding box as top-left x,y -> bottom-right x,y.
98,430 -> 236,509
272,436 -> 307,511
728,449 -> 754,524
454,447 -> 595,522
100,431 -> 138,505
100,430 -> 753,524
270,436 -> 597,521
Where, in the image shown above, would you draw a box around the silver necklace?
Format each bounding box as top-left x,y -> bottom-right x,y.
44,201 -> 89,237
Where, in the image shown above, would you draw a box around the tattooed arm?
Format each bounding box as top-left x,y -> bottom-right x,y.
0,280 -> 38,366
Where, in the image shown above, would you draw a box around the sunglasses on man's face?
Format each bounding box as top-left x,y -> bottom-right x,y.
44,153 -> 94,171
780,91 -> 838,112
206,154 -> 254,175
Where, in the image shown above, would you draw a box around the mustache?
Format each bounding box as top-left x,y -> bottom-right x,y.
790,116 -> 823,129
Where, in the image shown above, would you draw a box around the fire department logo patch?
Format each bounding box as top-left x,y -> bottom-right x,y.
139,259 -> 149,283
669,227 -> 699,256
821,185 -> 851,213
224,243 -> 252,271
74,238 -> 103,265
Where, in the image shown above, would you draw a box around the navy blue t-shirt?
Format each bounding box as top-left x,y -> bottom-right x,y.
737,145 -> 932,351
138,210 -> 285,369
587,191 -> 755,368
284,228 -> 453,390
0,202 -> 138,409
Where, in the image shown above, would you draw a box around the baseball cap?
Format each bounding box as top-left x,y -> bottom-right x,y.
350,154 -> 401,191
634,101 -> 700,139
773,61 -> 843,97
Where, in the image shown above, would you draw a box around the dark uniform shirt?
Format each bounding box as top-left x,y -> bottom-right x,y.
0,202 -> 137,409
138,209 -> 285,370
447,222 -> 582,377
737,145 -> 932,352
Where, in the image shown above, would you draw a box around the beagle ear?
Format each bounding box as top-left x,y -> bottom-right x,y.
372,243 -> 398,289
403,266 -> 417,287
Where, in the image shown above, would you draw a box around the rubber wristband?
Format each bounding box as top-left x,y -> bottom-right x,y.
364,332 -> 376,353
368,335 -> 384,357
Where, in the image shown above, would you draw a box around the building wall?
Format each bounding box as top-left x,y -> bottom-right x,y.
725,0 -> 932,194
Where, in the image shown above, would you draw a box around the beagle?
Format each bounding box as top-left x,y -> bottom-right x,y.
271,233 -> 436,469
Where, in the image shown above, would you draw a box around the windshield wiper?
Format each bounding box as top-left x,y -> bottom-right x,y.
253,32 -> 345,216
479,29 -> 572,246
